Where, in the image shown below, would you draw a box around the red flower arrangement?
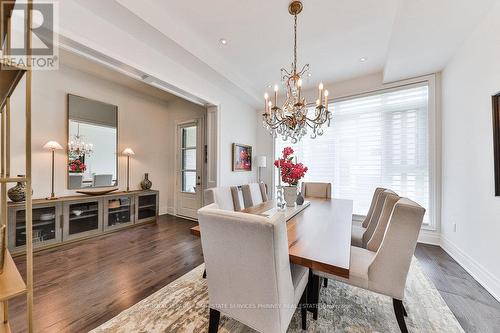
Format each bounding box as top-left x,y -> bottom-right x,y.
274,147 -> 308,186
69,159 -> 87,173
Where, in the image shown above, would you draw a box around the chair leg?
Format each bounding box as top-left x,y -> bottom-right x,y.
299,286 -> 308,330
208,308 -> 220,333
392,299 -> 408,333
323,278 -> 328,288
203,269 -> 207,279
307,270 -> 320,320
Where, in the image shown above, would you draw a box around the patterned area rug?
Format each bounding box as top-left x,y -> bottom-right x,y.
91,259 -> 463,332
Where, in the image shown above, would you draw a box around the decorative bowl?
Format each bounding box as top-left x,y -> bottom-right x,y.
39,213 -> 56,221
72,210 -> 83,216
76,188 -> 119,196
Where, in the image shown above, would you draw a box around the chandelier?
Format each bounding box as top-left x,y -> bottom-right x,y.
262,0 -> 332,143
68,122 -> 93,158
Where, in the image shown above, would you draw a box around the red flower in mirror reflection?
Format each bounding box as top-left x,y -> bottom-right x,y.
274,147 -> 308,186
68,159 -> 87,173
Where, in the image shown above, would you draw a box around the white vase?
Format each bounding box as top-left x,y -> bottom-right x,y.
283,186 -> 298,207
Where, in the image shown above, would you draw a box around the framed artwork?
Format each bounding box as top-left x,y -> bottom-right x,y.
492,93 -> 500,196
232,143 -> 252,171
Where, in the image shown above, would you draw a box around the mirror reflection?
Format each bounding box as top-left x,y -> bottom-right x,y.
67,94 -> 118,189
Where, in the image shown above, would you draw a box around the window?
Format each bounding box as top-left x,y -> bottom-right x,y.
181,125 -> 197,193
275,83 -> 432,225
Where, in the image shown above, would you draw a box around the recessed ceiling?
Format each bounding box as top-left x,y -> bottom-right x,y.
87,0 -> 496,107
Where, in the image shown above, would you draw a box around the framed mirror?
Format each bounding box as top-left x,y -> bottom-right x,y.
67,94 -> 118,189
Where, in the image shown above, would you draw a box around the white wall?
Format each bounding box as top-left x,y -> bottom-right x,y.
10,63 -> 205,215
441,1 -> 500,301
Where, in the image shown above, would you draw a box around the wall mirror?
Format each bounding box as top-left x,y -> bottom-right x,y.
67,94 -> 118,189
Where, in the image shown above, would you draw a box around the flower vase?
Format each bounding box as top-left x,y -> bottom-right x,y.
283,185 -> 298,207
141,173 -> 152,190
8,175 -> 27,202
296,191 -> 305,205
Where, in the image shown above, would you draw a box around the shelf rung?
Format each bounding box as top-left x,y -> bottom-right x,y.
0,177 -> 26,183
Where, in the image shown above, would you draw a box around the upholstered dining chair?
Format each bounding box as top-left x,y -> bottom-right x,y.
241,182 -> 268,208
204,187 -> 239,211
230,186 -> 245,211
300,182 -> 332,199
313,198 -> 426,333
351,189 -> 398,248
198,203 -> 309,333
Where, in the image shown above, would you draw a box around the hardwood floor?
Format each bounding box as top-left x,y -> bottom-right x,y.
415,244 -> 500,333
9,215 -> 204,333
7,215 -> 499,332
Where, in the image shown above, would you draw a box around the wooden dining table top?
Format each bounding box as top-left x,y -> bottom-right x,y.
190,198 -> 353,278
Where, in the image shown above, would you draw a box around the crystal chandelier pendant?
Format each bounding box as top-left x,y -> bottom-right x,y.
68,122 -> 93,158
262,0 -> 332,142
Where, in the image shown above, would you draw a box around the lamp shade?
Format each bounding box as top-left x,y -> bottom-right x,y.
256,156 -> 267,168
43,141 -> 63,150
122,147 -> 135,156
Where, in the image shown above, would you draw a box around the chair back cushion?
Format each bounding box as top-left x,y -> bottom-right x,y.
204,187 -> 236,211
198,204 -> 295,332
362,189 -> 397,247
368,198 -> 426,299
300,182 -> 332,199
241,183 -> 266,208
366,192 -> 400,251
361,188 -> 386,228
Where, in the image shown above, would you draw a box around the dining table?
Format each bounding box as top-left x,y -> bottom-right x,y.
190,197 -> 354,317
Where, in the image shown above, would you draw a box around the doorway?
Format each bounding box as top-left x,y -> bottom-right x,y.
176,119 -> 204,219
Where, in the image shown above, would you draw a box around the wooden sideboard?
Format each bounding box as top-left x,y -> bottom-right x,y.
7,190 -> 159,255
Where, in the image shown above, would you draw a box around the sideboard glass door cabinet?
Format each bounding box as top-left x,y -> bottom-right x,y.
8,190 -> 159,254
8,203 -> 63,252
63,198 -> 104,241
104,194 -> 135,231
136,192 -> 159,223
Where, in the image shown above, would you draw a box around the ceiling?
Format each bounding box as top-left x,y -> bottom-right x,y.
60,48 -> 183,104
80,0 -> 495,108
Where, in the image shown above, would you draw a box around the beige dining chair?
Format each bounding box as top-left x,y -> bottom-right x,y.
93,174 -> 113,187
241,182 -> 268,208
204,187 -> 238,211
68,174 -> 83,189
351,189 -> 398,248
313,198 -> 426,333
198,203 -> 309,333
230,186 -> 245,211
301,182 -> 332,198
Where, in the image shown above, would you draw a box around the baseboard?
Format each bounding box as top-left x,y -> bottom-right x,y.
417,229 -> 441,245
441,236 -> 500,303
166,206 -> 175,215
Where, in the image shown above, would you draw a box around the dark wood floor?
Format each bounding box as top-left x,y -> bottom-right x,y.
415,244 -> 500,333
10,215 -> 204,333
8,215 -> 500,332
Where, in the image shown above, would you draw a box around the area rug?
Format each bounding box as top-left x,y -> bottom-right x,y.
91,259 -> 463,332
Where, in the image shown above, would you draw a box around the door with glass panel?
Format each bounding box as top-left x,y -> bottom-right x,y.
177,120 -> 203,219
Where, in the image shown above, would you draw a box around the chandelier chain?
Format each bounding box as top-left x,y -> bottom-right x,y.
293,14 -> 297,75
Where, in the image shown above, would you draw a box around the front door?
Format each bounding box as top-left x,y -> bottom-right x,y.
176,120 -> 203,219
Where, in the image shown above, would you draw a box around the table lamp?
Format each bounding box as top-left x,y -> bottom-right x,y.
43,141 -> 63,199
122,148 -> 135,192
